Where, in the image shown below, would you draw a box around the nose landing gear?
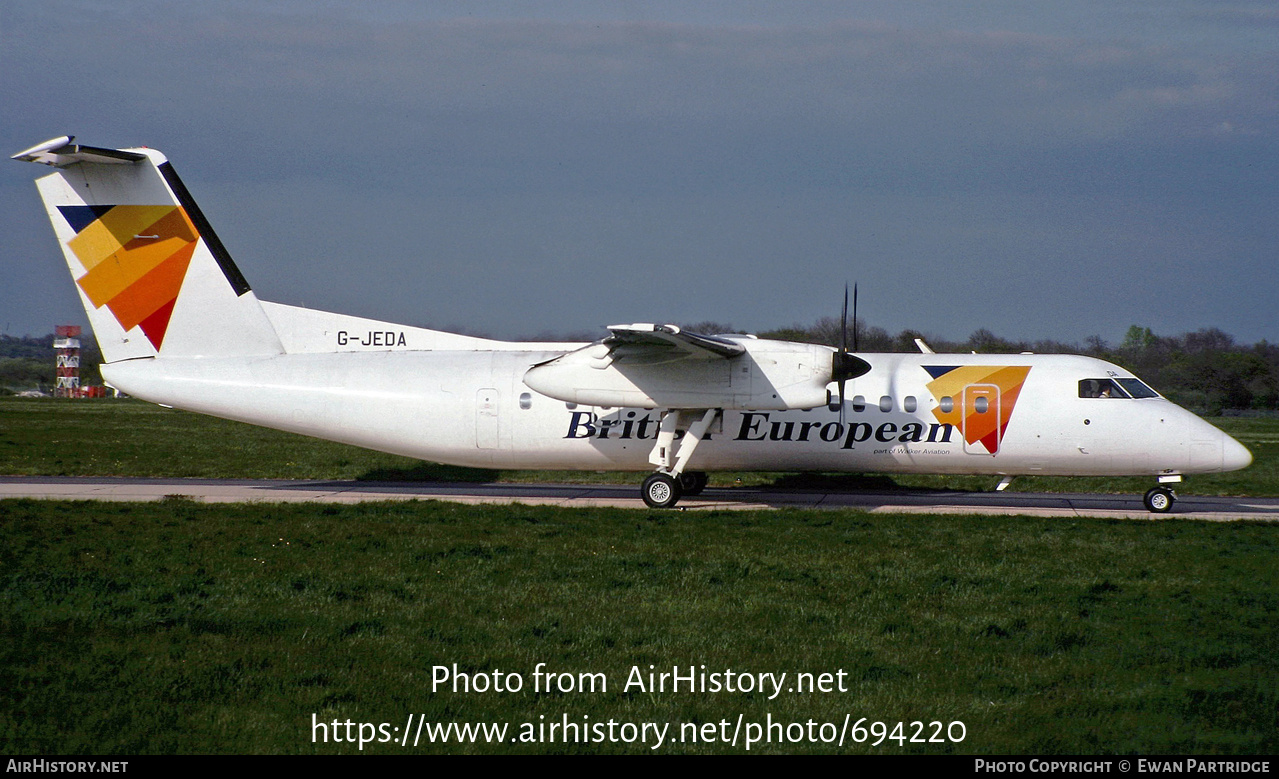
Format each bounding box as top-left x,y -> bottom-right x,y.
1143,486 -> 1176,513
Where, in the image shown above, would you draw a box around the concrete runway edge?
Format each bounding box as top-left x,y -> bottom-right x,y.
2,476 -> 1277,521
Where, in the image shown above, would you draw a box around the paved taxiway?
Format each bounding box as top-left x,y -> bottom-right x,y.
2,476 -> 1276,520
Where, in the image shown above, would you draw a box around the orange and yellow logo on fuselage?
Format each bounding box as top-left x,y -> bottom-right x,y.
924,365 -> 1031,455
58,205 -> 199,350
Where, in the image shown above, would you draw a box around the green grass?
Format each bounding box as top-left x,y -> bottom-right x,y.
1,500 -> 1275,754
0,397 -> 434,481
1,397 -> 1276,497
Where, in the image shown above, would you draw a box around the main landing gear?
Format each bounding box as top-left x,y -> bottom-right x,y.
642,472 -> 682,509
641,409 -> 718,509
679,471 -> 709,496
639,470 -> 710,509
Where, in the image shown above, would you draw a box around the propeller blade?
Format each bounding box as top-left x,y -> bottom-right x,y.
852,282 -> 859,353
831,283 -> 871,423
841,284 -> 848,355
840,284 -> 849,423
832,282 -> 870,424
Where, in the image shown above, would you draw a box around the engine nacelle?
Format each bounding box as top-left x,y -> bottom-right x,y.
523,338 -> 836,410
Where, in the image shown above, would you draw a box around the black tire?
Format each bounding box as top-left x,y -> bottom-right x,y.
679,471 -> 709,496
642,473 -> 682,509
1144,486 -> 1175,513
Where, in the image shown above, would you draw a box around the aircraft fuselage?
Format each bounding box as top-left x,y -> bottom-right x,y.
103,349 -> 1249,478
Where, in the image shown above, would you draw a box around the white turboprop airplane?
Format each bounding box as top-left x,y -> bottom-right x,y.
14,136 -> 1253,512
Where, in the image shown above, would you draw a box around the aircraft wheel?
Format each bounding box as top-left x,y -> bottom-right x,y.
679,471 -> 709,496
1143,486 -> 1175,514
642,473 -> 683,509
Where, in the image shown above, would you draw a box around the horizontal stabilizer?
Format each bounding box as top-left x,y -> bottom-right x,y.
12,136 -> 147,167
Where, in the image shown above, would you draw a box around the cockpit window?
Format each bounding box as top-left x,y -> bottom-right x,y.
1115,378 -> 1160,399
1079,378 -> 1161,399
1079,379 -> 1128,399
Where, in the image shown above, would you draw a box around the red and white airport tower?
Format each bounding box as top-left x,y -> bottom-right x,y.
54,325 -> 81,398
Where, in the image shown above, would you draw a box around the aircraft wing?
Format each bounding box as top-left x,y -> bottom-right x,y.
524,323 -> 837,410
604,323 -> 746,360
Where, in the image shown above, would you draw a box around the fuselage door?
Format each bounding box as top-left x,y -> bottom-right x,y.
476,388 -> 500,449
962,383 -> 1001,455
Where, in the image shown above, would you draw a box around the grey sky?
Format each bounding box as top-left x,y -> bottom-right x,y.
2,1 -> 1276,344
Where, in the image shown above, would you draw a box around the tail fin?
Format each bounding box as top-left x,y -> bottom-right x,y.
13,136 -> 283,361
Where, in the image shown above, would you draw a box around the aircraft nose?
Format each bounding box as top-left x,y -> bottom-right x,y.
1222,432 -> 1253,472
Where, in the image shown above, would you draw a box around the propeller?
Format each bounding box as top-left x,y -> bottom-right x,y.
832,283 -> 871,422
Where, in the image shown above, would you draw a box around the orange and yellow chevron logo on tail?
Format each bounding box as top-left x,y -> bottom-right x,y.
924,365 -> 1032,455
58,205 -> 199,350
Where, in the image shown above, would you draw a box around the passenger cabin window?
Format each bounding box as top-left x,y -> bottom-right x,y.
904,396 -> 917,413
879,395 -> 893,412
519,392 -> 533,409
974,396 -> 989,414
940,396 -> 954,413
852,395 -> 866,412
